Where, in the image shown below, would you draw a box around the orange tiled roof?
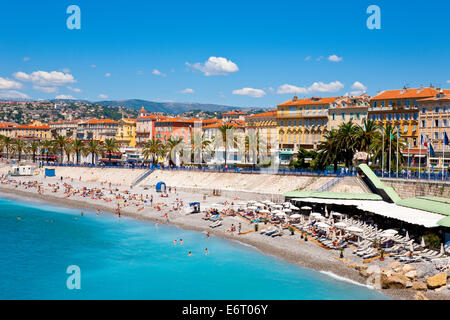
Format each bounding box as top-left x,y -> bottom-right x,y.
202,120 -> 245,129
0,122 -> 15,128
370,87 -> 438,101
278,96 -> 339,107
15,124 -> 50,130
223,110 -> 246,115
246,109 -> 277,118
418,90 -> 450,102
137,114 -> 168,120
83,119 -> 118,125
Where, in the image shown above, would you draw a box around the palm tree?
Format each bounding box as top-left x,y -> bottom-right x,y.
103,138 -> 119,165
157,143 -> 170,163
54,135 -> 69,163
191,132 -> 211,164
316,129 -> 340,171
40,140 -> 54,165
64,141 -> 73,163
72,139 -> 85,164
85,140 -> 102,165
217,124 -> 235,166
335,121 -> 359,168
353,119 -> 380,153
28,141 -> 40,163
13,140 -> 27,162
166,136 -> 183,166
142,139 -> 162,165
371,124 -> 406,173
1,136 -> 13,159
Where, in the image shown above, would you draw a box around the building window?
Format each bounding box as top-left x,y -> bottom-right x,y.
421,120 -> 426,128
435,119 -> 439,127
341,114 -> 345,120
332,114 -> 335,120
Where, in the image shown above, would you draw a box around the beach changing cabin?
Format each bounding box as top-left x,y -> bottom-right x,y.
11,165 -> 33,176
156,181 -> 166,192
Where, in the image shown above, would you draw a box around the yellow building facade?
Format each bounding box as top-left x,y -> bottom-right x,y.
277,96 -> 336,150
116,118 -> 137,147
369,87 -> 439,148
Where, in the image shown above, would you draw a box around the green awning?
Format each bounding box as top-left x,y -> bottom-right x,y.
438,216 -> 450,228
284,190 -> 382,201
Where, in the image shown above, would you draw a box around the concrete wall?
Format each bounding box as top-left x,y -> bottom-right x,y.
141,170 -> 334,194
381,178 -> 450,199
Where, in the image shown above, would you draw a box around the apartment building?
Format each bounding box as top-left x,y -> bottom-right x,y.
116,118 -> 137,147
418,89 -> 450,170
76,119 -> 118,141
50,119 -> 81,139
328,95 -> 370,130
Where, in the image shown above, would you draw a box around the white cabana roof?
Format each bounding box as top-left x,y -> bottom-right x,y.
291,198 -> 444,228
290,213 -> 301,219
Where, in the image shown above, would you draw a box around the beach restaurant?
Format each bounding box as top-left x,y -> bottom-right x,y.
284,191 -> 450,244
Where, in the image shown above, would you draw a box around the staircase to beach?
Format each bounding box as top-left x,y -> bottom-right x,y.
131,168 -> 154,187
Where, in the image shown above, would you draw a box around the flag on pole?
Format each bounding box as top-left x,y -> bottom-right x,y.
429,143 -> 435,157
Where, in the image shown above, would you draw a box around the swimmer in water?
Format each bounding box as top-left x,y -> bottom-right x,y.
81,211 -> 84,216
188,251 -> 192,256
179,239 -> 183,245
205,248 -> 209,255
173,239 -> 177,245
206,232 -> 210,239
96,209 -> 100,216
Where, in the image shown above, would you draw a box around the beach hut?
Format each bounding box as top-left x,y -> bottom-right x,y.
156,181 -> 166,192
44,167 -> 55,177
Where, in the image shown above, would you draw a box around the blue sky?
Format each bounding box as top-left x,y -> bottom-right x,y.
0,0 -> 449,108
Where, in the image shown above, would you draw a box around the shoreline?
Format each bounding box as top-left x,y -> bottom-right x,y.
0,184 -> 430,300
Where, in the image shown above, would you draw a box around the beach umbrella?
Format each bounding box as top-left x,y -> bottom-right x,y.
332,212 -> 342,217
290,213 -> 301,219
282,208 -> 292,213
421,237 -> 426,247
262,200 -> 271,204
381,229 -> 398,237
325,205 -> 328,216
334,222 -> 347,229
316,222 -> 330,230
247,206 -> 258,210
273,204 -> 283,209
310,212 -> 323,220
346,226 -> 363,234
275,211 -> 287,217
440,243 -> 444,255
405,231 -> 410,241
289,204 -> 300,210
259,209 -> 270,214
301,206 -> 312,210
409,243 -> 414,252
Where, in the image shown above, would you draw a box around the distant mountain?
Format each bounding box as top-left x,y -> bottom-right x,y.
94,99 -> 239,114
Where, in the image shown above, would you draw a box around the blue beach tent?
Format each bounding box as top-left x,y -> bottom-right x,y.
45,168 -> 55,177
156,181 -> 166,192
189,202 -> 200,213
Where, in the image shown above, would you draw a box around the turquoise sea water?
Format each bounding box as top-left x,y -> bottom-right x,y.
0,196 -> 386,300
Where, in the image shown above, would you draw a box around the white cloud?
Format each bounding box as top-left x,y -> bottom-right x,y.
62,68 -> 71,73
0,90 -> 29,99
14,70 -> 75,87
351,81 -> 368,91
0,77 -> 23,90
98,94 -> 108,99
277,81 -> 345,94
152,69 -> 166,77
67,86 -> 82,93
23,57 -> 30,62
232,87 -> 266,98
180,88 -> 194,94
186,56 -> 239,76
91,64 -> 97,68
447,80 -> 450,84
328,55 -> 343,62
304,56 -> 312,61
33,86 -> 59,93
55,94 -> 75,100
104,73 -> 111,77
